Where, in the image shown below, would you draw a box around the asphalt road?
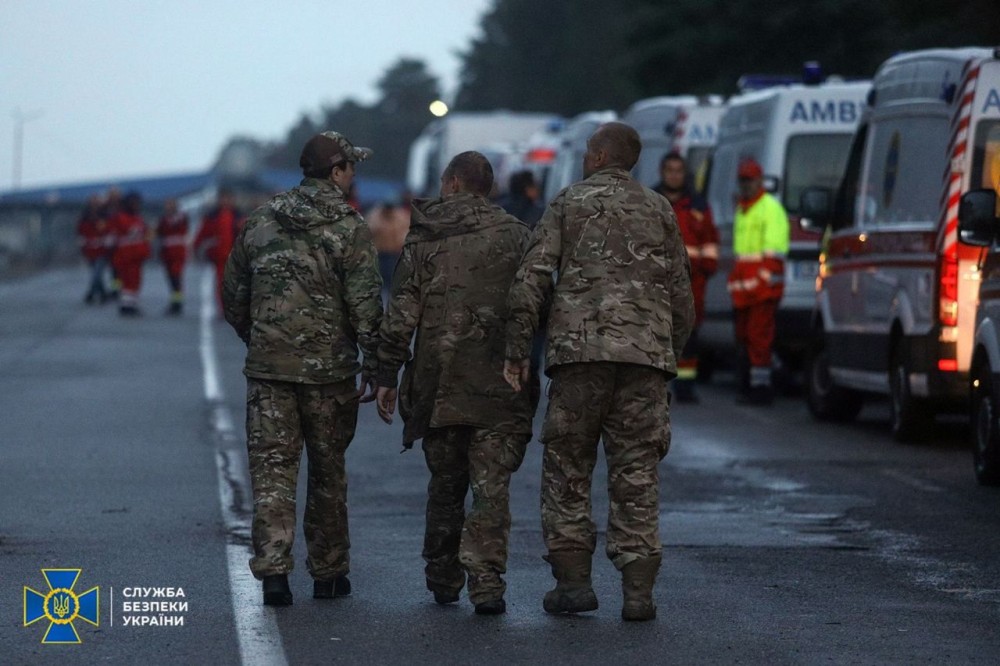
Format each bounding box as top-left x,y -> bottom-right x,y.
3,263 -> 1000,665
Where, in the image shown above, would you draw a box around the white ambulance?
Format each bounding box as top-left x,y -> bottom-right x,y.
701,79 -> 869,372
406,112 -> 560,197
954,51 -> 1000,483
807,48 -> 1000,442
623,95 -> 725,190
672,100 -> 727,194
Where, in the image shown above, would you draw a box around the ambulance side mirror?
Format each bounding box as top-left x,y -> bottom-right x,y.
958,189 -> 1000,247
799,186 -> 833,233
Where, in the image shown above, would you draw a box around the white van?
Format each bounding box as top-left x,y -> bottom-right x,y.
624,96 -> 725,189
672,101 -> 727,194
807,48 -> 1000,442
702,80 -> 869,370
406,112 -> 560,197
543,111 -> 618,203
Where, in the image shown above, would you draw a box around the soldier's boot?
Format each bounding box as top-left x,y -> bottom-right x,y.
474,598 -> 506,615
313,575 -> 351,599
262,574 -> 292,606
620,556 -> 661,622
542,550 -> 598,614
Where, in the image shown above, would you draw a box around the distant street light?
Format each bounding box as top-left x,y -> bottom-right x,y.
429,100 -> 449,118
11,107 -> 44,191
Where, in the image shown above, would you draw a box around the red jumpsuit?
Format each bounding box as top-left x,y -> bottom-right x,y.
674,193 -> 719,379
194,205 -> 241,305
110,211 -> 151,310
157,212 -> 189,307
655,186 -> 719,399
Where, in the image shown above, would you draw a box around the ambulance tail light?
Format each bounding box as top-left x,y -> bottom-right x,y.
526,148 -> 557,164
939,252 -> 959,327
938,359 -> 959,372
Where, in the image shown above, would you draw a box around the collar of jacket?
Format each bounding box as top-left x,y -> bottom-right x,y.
738,190 -> 766,213
407,192 -> 521,242
269,177 -> 357,231
587,166 -> 634,183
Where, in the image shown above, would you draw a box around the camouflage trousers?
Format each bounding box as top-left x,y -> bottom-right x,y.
245,377 -> 358,581
422,426 -> 528,604
540,362 -> 671,570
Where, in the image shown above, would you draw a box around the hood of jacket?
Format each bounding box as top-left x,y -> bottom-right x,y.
269,177 -> 357,231
407,192 -> 522,243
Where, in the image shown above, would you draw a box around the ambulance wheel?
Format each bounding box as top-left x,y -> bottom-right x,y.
805,340 -> 863,422
889,346 -> 932,442
971,361 -> 1000,486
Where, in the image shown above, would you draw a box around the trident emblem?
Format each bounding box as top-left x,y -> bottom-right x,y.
52,593 -> 72,619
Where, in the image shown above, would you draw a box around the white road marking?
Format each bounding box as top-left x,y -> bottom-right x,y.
199,268 -> 288,666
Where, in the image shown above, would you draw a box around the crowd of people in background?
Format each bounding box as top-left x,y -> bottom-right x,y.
76,171 -> 549,318
75,188 -> 245,317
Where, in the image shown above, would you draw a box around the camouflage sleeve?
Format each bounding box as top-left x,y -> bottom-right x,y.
376,243 -> 421,388
665,207 -> 695,359
222,228 -> 252,343
505,198 -> 562,360
342,221 -> 384,378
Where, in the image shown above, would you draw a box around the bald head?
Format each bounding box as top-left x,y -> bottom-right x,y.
583,122 -> 641,177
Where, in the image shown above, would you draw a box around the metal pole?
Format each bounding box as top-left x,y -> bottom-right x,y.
11,108 -> 43,191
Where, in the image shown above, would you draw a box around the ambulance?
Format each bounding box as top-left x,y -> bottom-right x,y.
406,112 -> 560,197
954,50 -> 1000,482
623,96 -> 724,190
807,48 -> 1000,443
672,100 -> 727,194
701,79 -> 869,372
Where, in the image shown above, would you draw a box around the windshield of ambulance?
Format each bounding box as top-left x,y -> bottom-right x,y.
782,133 -> 853,215
972,121 -> 1000,212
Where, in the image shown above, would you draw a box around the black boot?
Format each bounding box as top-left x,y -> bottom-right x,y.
262,574 -> 292,606
314,575 -> 351,599
542,550 -> 599,614
428,580 -> 461,604
474,598 -> 506,615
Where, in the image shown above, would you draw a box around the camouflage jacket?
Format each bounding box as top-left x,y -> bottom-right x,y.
223,178 -> 382,384
377,192 -> 536,446
505,167 -> 694,377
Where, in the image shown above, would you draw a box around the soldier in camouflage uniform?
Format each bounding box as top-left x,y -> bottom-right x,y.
222,131 -> 382,606
375,151 -> 537,616
504,122 -> 694,621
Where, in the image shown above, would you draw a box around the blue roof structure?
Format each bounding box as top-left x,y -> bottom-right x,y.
0,171 -> 214,206
1,169 -> 404,210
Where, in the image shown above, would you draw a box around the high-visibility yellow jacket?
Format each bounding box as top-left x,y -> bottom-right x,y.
728,192 -> 790,307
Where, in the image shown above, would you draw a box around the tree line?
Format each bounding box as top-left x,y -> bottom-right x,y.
257,0 -> 1000,180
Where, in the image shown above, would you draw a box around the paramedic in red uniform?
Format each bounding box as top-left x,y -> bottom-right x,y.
157,198 -> 189,315
654,151 -> 719,403
77,194 -> 112,304
727,158 -> 790,405
110,191 -> 152,317
194,189 -> 242,306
